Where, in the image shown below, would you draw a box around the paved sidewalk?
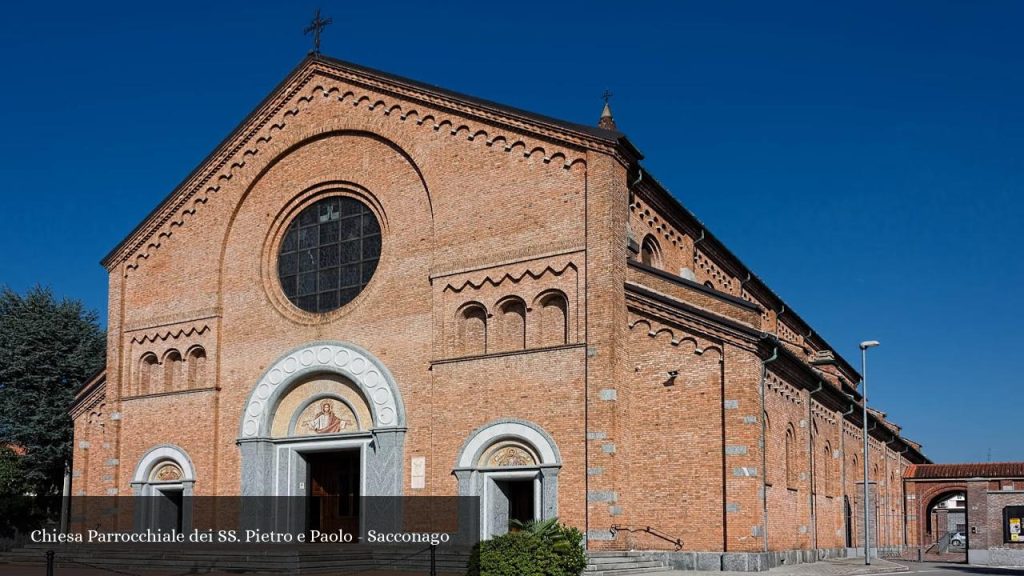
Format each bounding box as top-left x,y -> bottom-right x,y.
647,557 -> 909,576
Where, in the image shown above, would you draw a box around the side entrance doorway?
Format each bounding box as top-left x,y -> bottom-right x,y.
491,477 -> 537,532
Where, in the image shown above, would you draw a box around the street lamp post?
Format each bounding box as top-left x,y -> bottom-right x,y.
860,340 -> 880,565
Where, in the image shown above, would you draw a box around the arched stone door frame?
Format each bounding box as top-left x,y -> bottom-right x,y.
237,341 -> 407,499
130,444 -> 196,531
453,419 -> 561,539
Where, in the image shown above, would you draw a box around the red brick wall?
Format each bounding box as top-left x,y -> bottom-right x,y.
71,58 -> 924,557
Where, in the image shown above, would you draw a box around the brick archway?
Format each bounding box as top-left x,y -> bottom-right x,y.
914,483 -> 968,548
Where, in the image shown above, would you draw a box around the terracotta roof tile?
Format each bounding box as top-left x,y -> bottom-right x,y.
905,462 -> 1024,479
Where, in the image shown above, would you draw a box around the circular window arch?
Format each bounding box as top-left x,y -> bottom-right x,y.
277,196 -> 382,314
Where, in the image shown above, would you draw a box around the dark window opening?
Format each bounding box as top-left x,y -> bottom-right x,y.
279,197 -> 381,313
1004,505 -> 1024,543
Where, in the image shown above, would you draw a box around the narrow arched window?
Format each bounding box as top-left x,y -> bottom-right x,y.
137,353 -> 158,396
186,346 -> 207,389
822,443 -> 833,496
640,235 -> 662,268
494,297 -> 526,352
163,350 -> 182,392
535,291 -> 568,347
785,425 -> 797,489
456,303 -> 487,356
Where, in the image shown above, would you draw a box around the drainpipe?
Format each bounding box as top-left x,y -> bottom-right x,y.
841,401 -> 855,550
630,166 -> 644,188
60,459 -> 71,533
692,229 -> 705,267
895,446 -> 908,547
808,381 -> 824,555
759,345 -> 779,554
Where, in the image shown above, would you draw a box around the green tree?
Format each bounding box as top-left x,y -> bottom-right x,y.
0,286 -> 105,495
0,444 -> 26,495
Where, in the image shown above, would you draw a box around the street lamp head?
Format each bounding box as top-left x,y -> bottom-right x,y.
859,340 -> 880,350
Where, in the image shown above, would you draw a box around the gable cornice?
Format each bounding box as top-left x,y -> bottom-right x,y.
101,55 -> 641,272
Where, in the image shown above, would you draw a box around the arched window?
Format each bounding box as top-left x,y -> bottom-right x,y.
137,353 -> 158,396
186,346 -> 207,389
163,350 -> 182,392
535,291 -> 568,347
822,443 -> 833,496
456,303 -> 487,356
785,424 -> 797,489
493,298 -> 526,352
278,196 -> 382,314
640,235 -> 662,268
704,281 -> 715,290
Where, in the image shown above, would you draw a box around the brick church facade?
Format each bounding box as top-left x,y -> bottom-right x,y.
70,55 -> 930,568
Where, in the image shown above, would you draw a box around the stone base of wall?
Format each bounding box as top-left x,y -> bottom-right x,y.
969,548 -> 1024,567
845,546 -> 903,559
626,547 -> 849,572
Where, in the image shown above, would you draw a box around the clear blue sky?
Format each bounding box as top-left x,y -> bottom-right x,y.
0,1 -> 1020,464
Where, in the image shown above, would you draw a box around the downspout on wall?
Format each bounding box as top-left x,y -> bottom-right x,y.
760,345 -> 779,553
808,381 -> 824,556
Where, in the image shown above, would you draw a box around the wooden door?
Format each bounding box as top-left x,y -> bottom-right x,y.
308,450 -> 360,535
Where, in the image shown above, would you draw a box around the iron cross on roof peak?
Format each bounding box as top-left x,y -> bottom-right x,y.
602,90 -> 613,104
304,8 -> 333,54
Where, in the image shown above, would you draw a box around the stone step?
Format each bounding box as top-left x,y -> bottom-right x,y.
585,550 -> 670,576
585,568 -> 672,576
586,560 -> 666,570
0,548 -> 473,573
588,554 -> 663,564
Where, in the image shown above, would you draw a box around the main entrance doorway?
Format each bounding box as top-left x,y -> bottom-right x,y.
307,450 -> 360,535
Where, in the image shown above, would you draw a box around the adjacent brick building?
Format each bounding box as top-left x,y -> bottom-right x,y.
70,54 -> 932,570
905,463 -> 1024,567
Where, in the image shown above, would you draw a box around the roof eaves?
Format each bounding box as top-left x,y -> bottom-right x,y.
316,54 -> 629,145
637,169 -> 861,382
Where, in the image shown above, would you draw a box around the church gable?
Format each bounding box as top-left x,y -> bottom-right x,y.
102,55 -> 641,411
103,55 -> 628,280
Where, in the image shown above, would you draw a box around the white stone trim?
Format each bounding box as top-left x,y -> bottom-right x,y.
131,445 -> 195,483
457,421 -> 559,468
240,342 -> 404,438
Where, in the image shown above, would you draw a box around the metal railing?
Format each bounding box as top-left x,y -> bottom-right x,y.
609,525 -> 683,551
924,531 -> 965,555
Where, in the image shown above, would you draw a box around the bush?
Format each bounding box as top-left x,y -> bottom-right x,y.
467,520 -> 586,576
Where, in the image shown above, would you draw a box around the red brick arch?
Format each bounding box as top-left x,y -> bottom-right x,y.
911,481 -> 968,547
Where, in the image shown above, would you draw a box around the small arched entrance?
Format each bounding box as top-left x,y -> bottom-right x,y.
130,444 -> 196,532
922,488 -> 968,558
453,419 -> 561,539
905,477 -> 970,563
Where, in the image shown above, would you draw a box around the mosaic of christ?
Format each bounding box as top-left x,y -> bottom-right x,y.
298,399 -> 356,434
